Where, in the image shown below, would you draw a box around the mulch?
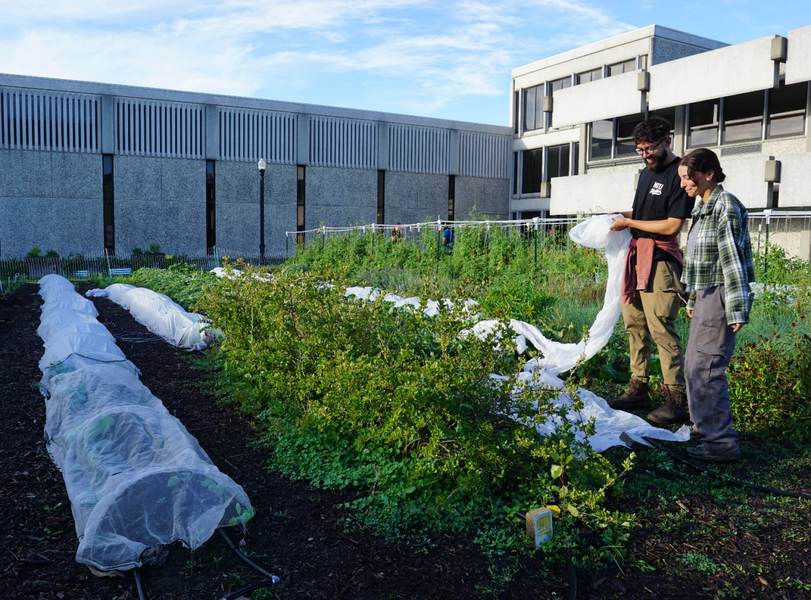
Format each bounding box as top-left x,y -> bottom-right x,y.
1,282 -> 809,599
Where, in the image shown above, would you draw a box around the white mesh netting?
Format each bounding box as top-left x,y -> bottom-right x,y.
38,275 -> 253,572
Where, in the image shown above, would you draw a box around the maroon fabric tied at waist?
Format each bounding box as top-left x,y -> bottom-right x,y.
621,236 -> 684,305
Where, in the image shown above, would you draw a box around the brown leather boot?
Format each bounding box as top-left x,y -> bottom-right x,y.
647,387 -> 689,424
608,379 -> 651,410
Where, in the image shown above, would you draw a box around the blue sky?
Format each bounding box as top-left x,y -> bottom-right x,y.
1,1 -> 809,125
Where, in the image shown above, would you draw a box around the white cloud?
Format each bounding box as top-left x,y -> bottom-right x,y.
0,0 -> 635,121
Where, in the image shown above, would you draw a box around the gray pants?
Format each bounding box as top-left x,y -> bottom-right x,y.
685,285 -> 739,453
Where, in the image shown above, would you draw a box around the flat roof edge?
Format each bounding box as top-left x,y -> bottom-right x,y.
0,72 -> 511,135
512,24 -> 727,78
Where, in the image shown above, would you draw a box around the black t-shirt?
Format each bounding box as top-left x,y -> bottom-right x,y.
631,156 -> 695,262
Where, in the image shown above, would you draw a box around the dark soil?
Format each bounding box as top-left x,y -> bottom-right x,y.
1,282 -> 809,600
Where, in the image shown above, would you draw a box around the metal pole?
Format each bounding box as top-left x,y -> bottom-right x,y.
764,209 -> 772,277
533,217 -> 538,273
259,168 -> 266,262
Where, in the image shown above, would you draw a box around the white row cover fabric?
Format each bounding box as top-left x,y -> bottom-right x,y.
344,286 -> 480,318
38,275 -> 253,572
338,216 -> 689,451
86,284 -> 217,350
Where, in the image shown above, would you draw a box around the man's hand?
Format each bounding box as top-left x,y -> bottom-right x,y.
611,216 -> 630,231
686,309 -> 693,318
732,323 -> 744,333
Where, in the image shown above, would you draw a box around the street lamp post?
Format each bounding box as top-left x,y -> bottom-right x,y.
258,158 -> 266,261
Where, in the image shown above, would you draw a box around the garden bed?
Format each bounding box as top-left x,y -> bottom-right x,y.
1,282 -> 810,599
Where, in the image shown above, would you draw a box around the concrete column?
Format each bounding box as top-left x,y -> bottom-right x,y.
578,124 -> 588,175
800,226 -> 811,261
448,129 -> 460,176
377,121 -> 388,171
806,83 -> 811,152
673,105 -> 686,157
100,95 -> 115,155
297,114 -> 309,165
205,105 -> 219,160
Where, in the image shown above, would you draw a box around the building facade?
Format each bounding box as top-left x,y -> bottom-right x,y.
0,74 -> 511,258
510,24 -> 811,257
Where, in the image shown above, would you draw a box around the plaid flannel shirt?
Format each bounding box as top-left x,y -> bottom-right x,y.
682,184 -> 755,324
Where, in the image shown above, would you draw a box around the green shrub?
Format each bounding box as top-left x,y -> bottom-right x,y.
197,264 -> 633,565
728,317 -> 811,442
131,264 -> 219,308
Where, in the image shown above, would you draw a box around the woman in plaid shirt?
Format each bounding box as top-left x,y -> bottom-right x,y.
678,148 -> 755,462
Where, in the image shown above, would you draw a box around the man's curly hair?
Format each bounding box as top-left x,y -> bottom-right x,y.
632,116 -> 672,144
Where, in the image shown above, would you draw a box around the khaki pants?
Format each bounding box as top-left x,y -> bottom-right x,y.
620,260 -> 686,390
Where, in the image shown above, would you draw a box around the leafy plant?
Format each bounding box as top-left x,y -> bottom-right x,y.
196,264 -> 633,567
681,551 -> 722,575
728,317 -> 811,442
26,246 -> 42,258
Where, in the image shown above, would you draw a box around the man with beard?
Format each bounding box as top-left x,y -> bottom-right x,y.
608,117 -> 695,425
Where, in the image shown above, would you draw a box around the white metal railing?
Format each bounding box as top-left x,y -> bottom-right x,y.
286,216 -> 582,241
0,88 -> 99,153
115,98 -> 205,159
219,107 -> 297,163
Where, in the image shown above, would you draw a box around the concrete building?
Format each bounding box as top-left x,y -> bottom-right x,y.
4,23 -> 811,260
510,24 -> 811,257
0,74 -> 511,258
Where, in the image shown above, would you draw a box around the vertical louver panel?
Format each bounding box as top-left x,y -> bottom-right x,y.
218,107 -> 297,164
458,131 -> 510,179
308,116 -> 377,169
0,88 -> 99,153
115,99 -> 205,159
388,124 -> 449,174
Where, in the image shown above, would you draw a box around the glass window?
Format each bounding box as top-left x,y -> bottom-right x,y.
688,100 -> 720,148
649,108 -> 676,132
550,76 -> 572,93
577,67 -> 602,85
590,120 -> 613,160
572,142 -> 580,176
522,149 -> 543,194
547,144 -> 570,179
513,91 -> 519,134
298,166 -> 306,233
616,114 -> 643,157
206,160 -> 215,252
513,152 -> 518,195
103,155 -> 115,253
548,76 -> 571,128
723,91 -> 764,144
607,58 -> 636,77
523,85 -> 544,132
767,81 -> 807,138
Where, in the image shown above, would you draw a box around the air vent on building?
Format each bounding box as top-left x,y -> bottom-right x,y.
720,143 -> 762,157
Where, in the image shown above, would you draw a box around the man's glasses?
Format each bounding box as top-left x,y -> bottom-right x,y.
635,137 -> 667,156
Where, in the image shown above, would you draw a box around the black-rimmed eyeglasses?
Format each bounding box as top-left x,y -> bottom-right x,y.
635,137 -> 667,156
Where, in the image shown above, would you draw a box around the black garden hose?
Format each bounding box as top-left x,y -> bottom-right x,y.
217,527 -> 280,581
133,568 -> 146,600
219,578 -> 280,600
